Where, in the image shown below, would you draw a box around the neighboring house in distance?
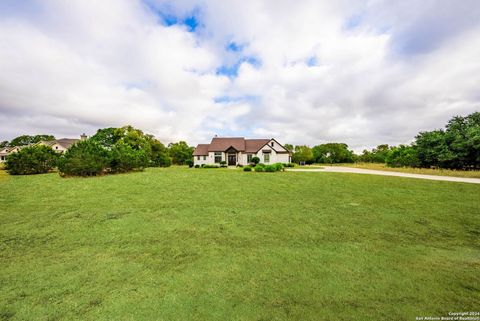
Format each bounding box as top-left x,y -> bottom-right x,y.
36,134 -> 87,153
0,134 -> 87,162
193,137 -> 291,166
0,146 -> 24,162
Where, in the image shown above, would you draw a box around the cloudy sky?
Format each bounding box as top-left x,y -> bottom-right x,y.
1,0 -> 479,151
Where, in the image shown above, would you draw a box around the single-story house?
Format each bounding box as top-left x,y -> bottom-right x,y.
0,146 -> 24,162
0,134 -> 87,162
37,138 -> 81,153
193,137 -> 291,166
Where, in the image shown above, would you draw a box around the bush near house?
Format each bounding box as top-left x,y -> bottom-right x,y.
252,163 -> 284,172
5,145 -> 59,175
58,140 -> 110,176
185,159 -> 194,168
200,164 -> 220,168
243,166 -> 252,171
251,156 -> 260,165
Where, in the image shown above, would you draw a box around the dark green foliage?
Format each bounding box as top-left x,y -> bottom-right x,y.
90,125 -> 171,168
284,163 -> 295,167
358,144 -> 391,163
149,139 -> 171,167
110,142 -> 149,173
168,141 -> 194,165
243,166 -> 252,171
283,144 -> 294,152
5,145 -> 58,175
385,145 -> 420,167
0,140 -> 8,148
251,156 -> 260,165
220,161 -> 227,165
194,164 -> 200,168
186,159 -> 194,168
200,164 -> 220,168
89,127 -> 124,148
58,140 -> 110,176
9,134 -> 55,147
312,143 -> 355,163
292,145 -> 314,164
253,163 -> 283,172
414,112 -> 480,169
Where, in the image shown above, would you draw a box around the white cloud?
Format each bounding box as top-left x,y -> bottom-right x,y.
0,0 -> 479,151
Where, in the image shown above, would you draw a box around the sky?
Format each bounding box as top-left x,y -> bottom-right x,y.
0,0 -> 479,151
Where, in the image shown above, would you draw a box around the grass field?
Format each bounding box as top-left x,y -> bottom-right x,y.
332,162 -> 480,178
1,167 -> 479,321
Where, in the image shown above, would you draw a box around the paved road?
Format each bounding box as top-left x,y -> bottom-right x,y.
287,166 -> 480,184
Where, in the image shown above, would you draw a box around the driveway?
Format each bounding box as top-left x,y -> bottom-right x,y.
287,166 -> 480,184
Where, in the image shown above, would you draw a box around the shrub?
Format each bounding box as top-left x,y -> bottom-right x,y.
284,163 -> 295,167
58,140 -> 110,176
5,145 -> 58,175
186,159 -> 194,168
273,163 -> 285,171
202,164 -> 220,168
110,142 -> 149,173
243,166 -> 252,172
254,165 -> 264,172
264,165 -> 276,172
251,156 -> 260,165
194,164 -> 200,168
220,161 -> 227,165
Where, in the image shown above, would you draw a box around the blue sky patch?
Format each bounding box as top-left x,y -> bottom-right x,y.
306,56 -> 317,66
142,0 -> 201,32
216,56 -> 261,78
214,95 -> 260,104
226,42 -> 243,52
344,14 -> 363,30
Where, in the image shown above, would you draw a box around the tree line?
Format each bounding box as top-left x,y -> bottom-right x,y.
285,112 -> 479,169
4,126 -> 194,176
2,112 -> 479,175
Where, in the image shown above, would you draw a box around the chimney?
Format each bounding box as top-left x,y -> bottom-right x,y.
80,133 -> 87,140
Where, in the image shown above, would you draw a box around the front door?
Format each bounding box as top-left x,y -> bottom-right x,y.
228,153 -> 236,166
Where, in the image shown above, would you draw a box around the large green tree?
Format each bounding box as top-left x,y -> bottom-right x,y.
9,135 -> 55,147
414,112 -> 479,169
385,145 -> 419,167
90,126 -> 170,168
291,145 -> 314,164
312,143 -> 355,164
358,144 -> 390,163
168,141 -> 194,165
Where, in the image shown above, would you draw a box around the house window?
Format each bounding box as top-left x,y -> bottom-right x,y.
264,154 -> 270,163
214,152 -> 222,163
203,156 -> 206,160
197,156 -> 200,160
247,154 -> 253,163
271,142 -> 274,147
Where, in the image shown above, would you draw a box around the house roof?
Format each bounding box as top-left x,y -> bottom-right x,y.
208,137 -> 245,152
245,139 -> 270,153
55,138 -> 79,149
192,144 -> 209,156
40,138 -> 79,149
193,137 -> 288,155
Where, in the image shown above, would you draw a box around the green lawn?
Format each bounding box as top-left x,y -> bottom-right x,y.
1,167 -> 479,321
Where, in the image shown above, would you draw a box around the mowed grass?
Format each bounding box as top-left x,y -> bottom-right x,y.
0,167 -> 479,321
333,162 -> 480,178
